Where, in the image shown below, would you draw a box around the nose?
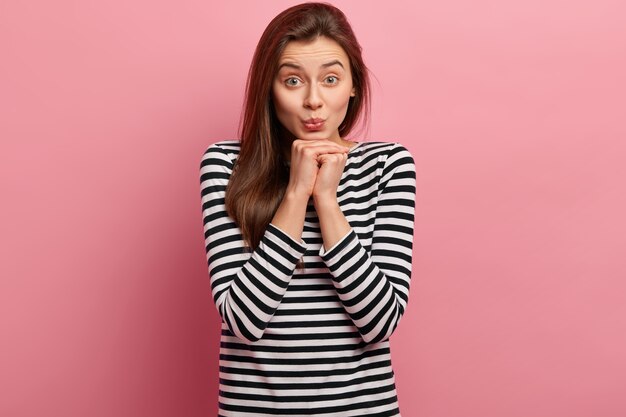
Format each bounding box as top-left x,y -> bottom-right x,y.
303,84 -> 323,109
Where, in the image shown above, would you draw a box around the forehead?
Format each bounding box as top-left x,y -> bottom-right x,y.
278,36 -> 350,67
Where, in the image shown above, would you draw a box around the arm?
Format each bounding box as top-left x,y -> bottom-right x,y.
317,143 -> 416,344
199,143 -> 308,343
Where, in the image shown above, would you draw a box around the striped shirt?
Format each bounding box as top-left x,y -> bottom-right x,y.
199,140 -> 416,417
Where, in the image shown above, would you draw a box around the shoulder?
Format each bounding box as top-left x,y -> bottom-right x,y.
199,140 -> 241,171
354,141 -> 415,169
202,139 -> 241,158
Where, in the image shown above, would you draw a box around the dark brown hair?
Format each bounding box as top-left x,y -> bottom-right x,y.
225,2 -> 371,250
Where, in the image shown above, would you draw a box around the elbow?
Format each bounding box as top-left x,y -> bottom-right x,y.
219,294 -> 269,343
225,323 -> 265,343
359,309 -> 403,344
222,310 -> 266,343
235,331 -> 262,343
361,328 -> 392,345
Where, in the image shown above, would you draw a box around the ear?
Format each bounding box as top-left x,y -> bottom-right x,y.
350,88 -> 356,97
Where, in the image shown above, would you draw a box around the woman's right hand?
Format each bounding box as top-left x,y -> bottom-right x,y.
286,139 -> 350,199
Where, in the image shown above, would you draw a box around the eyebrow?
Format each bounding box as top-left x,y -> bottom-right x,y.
278,60 -> 345,71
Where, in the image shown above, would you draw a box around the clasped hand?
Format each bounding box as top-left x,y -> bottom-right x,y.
286,139 -> 350,204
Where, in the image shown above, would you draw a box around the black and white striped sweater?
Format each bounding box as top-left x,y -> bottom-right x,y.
199,140 -> 416,417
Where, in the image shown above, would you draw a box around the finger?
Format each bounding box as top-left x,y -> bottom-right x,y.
317,152 -> 343,161
297,146 -> 350,158
293,140 -> 350,151
293,138 -> 347,146
317,153 -> 347,165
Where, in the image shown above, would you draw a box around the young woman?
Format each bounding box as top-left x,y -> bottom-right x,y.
199,3 -> 416,416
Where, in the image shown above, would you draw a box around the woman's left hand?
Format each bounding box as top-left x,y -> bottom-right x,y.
312,150 -> 348,204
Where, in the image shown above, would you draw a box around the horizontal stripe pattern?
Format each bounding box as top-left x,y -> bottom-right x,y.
200,140 -> 416,416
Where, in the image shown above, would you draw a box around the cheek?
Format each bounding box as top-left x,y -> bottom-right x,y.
328,94 -> 352,117
272,86 -> 296,112
273,91 -> 300,116
329,87 -> 353,110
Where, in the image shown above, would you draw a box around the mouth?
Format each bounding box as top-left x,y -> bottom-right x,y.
302,118 -> 325,131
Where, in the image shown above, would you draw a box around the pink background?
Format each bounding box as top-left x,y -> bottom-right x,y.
2,0 -> 625,416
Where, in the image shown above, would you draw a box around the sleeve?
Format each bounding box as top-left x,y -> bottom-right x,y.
199,143 -> 308,343
318,143 -> 416,344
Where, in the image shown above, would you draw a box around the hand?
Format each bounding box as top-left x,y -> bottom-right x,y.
312,151 -> 348,204
286,139 -> 349,199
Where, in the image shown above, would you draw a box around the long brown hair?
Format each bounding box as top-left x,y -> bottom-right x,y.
225,2 -> 371,250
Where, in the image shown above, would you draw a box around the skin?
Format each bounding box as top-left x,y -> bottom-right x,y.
269,36 -> 356,251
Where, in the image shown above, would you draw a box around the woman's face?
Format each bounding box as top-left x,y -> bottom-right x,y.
272,36 -> 356,144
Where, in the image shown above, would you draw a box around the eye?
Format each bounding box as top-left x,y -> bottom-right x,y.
285,77 -> 301,87
325,76 -> 339,85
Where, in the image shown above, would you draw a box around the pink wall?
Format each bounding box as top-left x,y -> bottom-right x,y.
2,0 -> 625,416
